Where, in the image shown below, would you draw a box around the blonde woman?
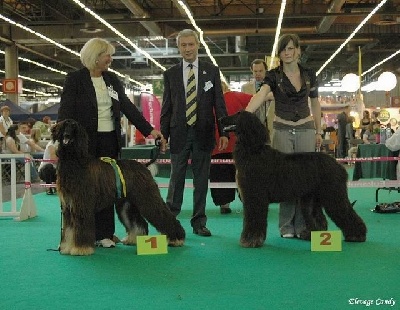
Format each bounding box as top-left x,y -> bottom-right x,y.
58,37 -> 165,248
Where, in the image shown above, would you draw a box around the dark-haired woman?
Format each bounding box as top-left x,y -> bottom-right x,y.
245,33 -> 322,239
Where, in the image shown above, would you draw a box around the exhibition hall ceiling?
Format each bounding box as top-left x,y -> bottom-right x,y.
1,0 -> 400,94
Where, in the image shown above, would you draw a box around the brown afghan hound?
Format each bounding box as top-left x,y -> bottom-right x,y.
220,111 -> 367,248
53,119 -> 185,255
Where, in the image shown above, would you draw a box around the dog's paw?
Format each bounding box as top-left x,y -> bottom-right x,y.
298,230 -> 311,241
69,247 -> 95,256
59,242 -> 72,255
60,245 -> 94,256
168,239 -> 185,247
240,237 -> 265,248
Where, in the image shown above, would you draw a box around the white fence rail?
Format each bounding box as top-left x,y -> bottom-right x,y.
0,154 -> 36,221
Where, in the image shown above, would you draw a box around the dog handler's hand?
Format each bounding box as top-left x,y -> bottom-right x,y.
218,136 -> 229,151
150,129 -> 167,153
315,134 -> 323,148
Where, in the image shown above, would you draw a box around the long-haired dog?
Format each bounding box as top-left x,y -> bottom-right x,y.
53,119 -> 185,255
220,111 -> 367,247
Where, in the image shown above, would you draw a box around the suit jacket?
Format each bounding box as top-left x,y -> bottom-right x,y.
241,80 -> 267,126
58,67 -> 153,155
241,81 -> 257,95
160,60 -> 228,153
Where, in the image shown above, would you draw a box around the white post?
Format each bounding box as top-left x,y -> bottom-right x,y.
0,154 -> 36,221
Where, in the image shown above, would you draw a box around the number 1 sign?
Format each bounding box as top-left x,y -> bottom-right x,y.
311,231 -> 342,252
136,235 -> 168,255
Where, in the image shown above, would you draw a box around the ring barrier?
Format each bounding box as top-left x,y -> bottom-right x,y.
0,154 -> 36,221
2,155 -> 400,221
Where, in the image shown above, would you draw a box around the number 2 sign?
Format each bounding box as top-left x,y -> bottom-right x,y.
137,235 -> 168,255
311,231 -> 342,252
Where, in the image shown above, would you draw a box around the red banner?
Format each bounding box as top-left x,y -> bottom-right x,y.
136,92 -> 161,144
140,92 -> 161,130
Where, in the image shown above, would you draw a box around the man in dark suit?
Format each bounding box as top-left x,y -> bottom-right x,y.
161,29 -> 229,237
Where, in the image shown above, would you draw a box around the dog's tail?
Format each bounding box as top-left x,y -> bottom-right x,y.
146,137 -> 161,177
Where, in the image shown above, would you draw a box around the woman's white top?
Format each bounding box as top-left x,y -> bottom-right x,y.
38,140 -> 58,171
0,116 -> 13,138
2,134 -> 28,154
91,76 -> 114,132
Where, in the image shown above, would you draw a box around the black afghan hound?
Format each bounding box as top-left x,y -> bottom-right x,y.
53,119 -> 185,255
220,111 -> 367,248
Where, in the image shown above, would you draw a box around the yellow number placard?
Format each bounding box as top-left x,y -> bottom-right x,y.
311,231 -> 342,252
136,235 -> 168,255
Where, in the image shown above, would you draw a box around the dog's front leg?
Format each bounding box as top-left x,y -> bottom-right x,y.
240,199 -> 269,248
59,205 -> 74,255
59,203 -> 95,256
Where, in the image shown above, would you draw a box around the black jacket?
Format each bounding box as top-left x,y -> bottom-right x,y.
58,67 -> 153,155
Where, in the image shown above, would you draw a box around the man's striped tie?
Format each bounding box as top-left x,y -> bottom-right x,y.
186,64 -> 197,126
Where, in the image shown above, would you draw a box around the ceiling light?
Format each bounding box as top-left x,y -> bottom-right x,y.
341,73 -> 360,92
317,0 -> 389,76
376,71 -> 397,91
269,0 -> 286,68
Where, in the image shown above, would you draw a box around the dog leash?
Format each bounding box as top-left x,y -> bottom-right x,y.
145,137 -> 162,167
100,157 -> 127,198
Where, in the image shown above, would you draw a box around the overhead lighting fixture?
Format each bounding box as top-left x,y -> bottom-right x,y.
0,69 -> 62,92
269,0 -> 286,69
0,50 -> 67,75
0,12 -> 145,87
71,0 -> 165,75
317,0 -> 389,76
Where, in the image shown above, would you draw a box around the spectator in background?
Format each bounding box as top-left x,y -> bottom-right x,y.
17,123 -> 44,154
33,116 -> 52,135
0,105 -> 13,150
209,82 -> 252,214
1,124 -> 40,181
25,117 -> 37,133
386,122 -> 395,135
360,110 -> 371,138
337,109 -> 348,158
241,59 -> 275,140
320,112 -> 327,139
362,122 -> 379,144
385,127 -> 400,179
241,59 -> 268,126
346,115 -> 355,140
38,126 -> 58,195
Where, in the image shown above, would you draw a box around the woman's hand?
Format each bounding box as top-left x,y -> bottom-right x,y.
150,129 -> 166,153
315,134 -> 323,148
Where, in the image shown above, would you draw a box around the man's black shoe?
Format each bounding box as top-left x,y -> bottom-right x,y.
193,226 -> 212,237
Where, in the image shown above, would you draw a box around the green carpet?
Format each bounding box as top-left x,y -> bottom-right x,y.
1,175 -> 399,310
